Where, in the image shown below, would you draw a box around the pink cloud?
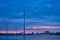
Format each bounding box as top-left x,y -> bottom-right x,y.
26,26 -> 60,29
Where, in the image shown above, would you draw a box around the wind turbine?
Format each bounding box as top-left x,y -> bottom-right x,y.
23,10 -> 26,40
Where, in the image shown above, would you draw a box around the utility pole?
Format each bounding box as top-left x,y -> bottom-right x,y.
6,23 -> 8,40
6,23 -> 8,34
16,24 -> 17,34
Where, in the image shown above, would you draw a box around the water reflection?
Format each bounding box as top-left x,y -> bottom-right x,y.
0,35 -> 60,40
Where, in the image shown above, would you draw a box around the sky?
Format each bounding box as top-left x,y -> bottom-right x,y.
0,0 -> 60,33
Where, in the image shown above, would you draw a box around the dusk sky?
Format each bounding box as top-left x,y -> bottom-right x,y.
0,0 -> 60,33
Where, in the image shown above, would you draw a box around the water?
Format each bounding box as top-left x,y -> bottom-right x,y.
0,34 -> 60,40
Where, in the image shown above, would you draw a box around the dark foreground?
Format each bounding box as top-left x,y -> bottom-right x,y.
0,34 -> 60,40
